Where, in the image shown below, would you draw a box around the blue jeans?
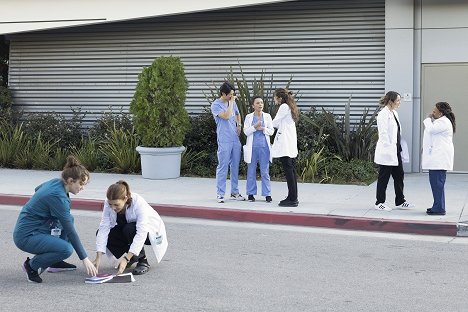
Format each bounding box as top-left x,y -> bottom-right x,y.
14,233 -> 73,271
216,140 -> 241,196
246,146 -> 271,196
429,170 -> 446,212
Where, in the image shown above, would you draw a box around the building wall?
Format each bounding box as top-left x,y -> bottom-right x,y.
386,0 -> 468,172
7,0 -> 385,126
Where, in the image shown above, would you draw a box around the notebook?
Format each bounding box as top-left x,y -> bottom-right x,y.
85,272 -> 135,284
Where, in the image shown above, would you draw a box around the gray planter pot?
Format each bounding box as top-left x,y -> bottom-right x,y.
136,146 -> 185,180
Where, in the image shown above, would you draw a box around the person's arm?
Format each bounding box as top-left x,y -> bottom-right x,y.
236,112 -> 242,135
93,201 -> 113,270
376,112 -> 392,146
424,117 -> 450,135
116,198 -> 151,274
263,113 -> 275,136
272,104 -> 289,128
50,196 -> 97,276
217,98 -> 236,120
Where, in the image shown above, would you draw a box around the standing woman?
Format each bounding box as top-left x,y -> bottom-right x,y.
374,91 -> 414,211
93,180 -> 168,275
243,96 -> 274,202
13,156 -> 98,283
271,88 -> 299,207
422,102 -> 456,216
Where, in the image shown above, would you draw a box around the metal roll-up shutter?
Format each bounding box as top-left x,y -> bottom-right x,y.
8,0 -> 384,125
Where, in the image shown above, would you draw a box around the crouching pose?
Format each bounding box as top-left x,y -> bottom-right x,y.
13,156 -> 98,283
93,181 -> 168,275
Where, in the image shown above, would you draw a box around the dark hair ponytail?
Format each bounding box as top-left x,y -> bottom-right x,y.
436,101 -> 456,133
274,88 -> 299,122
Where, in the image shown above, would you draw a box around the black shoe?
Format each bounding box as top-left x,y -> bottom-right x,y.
248,195 -> 255,202
132,257 -> 150,275
47,260 -> 77,273
427,208 -> 432,212
266,196 -> 272,203
23,257 -> 42,283
426,209 -> 446,215
278,199 -> 298,207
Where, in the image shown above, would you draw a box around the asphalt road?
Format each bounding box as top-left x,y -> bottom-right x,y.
2,204 -> 468,312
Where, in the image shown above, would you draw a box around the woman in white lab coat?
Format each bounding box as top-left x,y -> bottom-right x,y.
422,101 -> 456,215
243,96 -> 274,202
271,88 -> 299,207
93,180 -> 168,275
374,91 -> 413,212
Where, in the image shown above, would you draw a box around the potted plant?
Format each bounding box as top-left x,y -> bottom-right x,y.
130,56 -> 190,179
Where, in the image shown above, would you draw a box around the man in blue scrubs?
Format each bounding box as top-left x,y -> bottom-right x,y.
210,82 -> 246,203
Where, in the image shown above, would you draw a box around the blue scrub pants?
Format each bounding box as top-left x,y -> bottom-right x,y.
216,140 -> 241,196
14,233 -> 73,271
429,169 -> 446,212
247,146 -> 271,196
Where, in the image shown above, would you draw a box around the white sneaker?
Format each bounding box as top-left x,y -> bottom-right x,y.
395,202 -> 414,209
230,193 -> 246,201
217,195 -> 225,203
375,203 -> 392,211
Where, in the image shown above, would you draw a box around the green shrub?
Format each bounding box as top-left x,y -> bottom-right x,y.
0,122 -> 28,167
23,110 -> 86,149
70,137 -> 102,172
89,109 -> 133,140
130,56 -> 189,147
322,158 -> 378,185
47,147 -> 69,171
99,127 -> 140,173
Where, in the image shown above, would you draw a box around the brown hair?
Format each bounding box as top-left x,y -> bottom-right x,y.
274,88 -> 299,122
61,155 -> 89,183
379,91 -> 400,107
106,180 -> 132,205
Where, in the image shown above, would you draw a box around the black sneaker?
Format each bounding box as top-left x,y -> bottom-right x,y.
248,195 -> 255,202
23,257 -> 42,283
47,260 -> 77,273
266,196 -> 272,203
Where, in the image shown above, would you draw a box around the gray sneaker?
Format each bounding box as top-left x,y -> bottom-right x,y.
230,193 -> 246,201
217,195 -> 225,203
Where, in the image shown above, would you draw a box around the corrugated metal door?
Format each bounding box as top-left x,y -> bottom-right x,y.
7,0 -> 384,123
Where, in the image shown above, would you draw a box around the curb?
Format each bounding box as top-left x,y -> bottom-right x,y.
0,194 -> 457,237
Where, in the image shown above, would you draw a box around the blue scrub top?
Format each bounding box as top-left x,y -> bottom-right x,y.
252,114 -> 267,148
211,98 -> 239,143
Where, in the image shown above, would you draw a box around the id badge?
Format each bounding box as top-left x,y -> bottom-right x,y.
51,228 -> 61,237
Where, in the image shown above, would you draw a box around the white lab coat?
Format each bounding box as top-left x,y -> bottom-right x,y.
271,104 -> 298,158
96,193 -> 168,263
243,112 -> 274,163
374,106 -> 409,165
421,116 -> 454,171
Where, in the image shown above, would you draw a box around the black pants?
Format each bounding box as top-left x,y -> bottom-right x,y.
104,222 -> 151,259
280,156 -> 298,201
375,154 -> 405,206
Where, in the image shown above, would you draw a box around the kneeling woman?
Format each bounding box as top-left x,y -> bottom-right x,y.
93,181 -> 168,275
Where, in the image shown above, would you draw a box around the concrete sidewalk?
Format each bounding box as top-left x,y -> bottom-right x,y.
1,168 -> 467,236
